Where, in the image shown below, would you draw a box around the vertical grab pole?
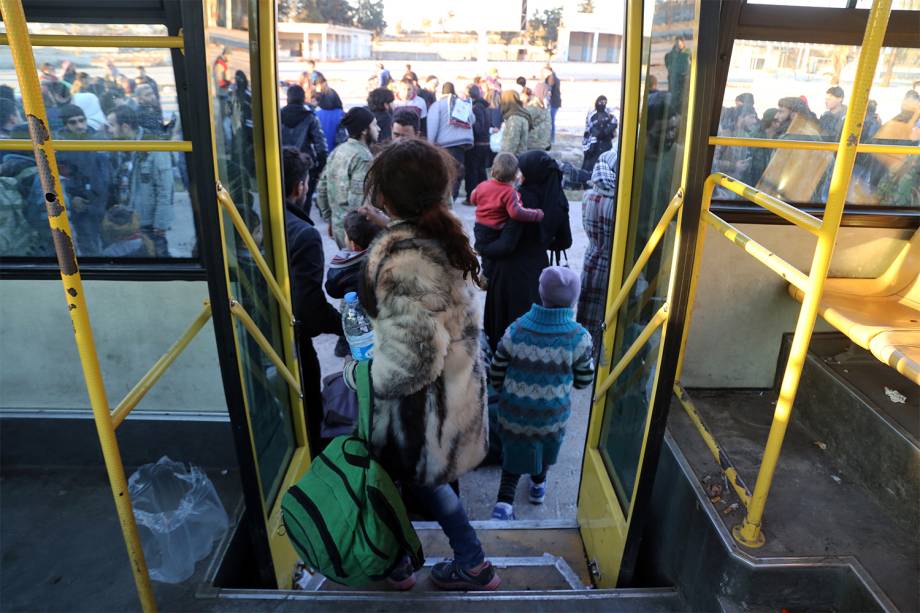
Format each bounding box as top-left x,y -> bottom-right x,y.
0,1 -> 156,609
733,0 -> 892,548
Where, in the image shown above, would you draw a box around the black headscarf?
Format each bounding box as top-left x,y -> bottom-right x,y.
517,151 -> 572,252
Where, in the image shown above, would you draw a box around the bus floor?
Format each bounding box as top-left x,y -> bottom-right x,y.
666,367 -> 919,611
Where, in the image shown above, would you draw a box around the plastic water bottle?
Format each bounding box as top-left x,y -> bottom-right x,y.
341,292 -> 374,361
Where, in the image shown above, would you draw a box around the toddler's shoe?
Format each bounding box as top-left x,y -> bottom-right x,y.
385,555 -> 416,590
529,478 -> 546,504
430,559 -> 501,591
490,502 -> 514,520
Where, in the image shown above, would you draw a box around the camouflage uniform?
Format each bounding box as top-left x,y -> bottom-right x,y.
525,103 -> 551,151
316,137 -> 372,248
499,114 -> 530,156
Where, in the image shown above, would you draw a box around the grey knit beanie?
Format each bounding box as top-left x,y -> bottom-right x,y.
539,266 -> 581,308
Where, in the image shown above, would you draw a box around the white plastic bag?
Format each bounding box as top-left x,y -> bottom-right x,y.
128,456 -> 229,583
489,125 -> 504,153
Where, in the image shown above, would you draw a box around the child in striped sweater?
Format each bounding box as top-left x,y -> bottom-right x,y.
489,266 -> 595,519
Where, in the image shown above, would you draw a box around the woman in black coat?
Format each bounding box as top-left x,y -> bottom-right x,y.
478,151 -> 572,351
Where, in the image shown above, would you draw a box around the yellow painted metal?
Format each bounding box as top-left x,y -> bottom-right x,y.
255,0 -> 311,588
594,304 -> 669,400
674,383 -> 753,508
217,185 -> 294,322
734,0 -> 893,549
603,191 -> 683,329
111,302 -> 213,429
1,139 -> 192,152
703,210 -> 810,291
0,33 -> 184,48
709,135 -> 920,156
708,173 -> 821,235
229,300 -> 302,397
577,0 -> 644,587
0,1 -> 156,611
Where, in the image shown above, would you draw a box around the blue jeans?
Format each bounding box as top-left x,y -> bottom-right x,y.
410,483 -> 484,568
550,105 -> 560,143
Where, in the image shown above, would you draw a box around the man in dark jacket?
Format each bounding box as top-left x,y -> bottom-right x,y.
463,84 -> 491,204
281,85 -> 327,218
283,147 -> 342,455
542,64 -> 562,143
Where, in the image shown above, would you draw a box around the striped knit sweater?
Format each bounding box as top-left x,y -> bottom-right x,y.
490,305 -> 595,448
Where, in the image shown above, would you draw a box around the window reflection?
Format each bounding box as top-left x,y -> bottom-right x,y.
714,41 -> 920,208
0,43 -> 196,259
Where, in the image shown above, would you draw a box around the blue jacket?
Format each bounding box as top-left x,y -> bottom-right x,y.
490,304 -> 594,475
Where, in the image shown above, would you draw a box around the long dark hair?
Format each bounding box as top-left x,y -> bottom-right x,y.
364,138 -> 481,283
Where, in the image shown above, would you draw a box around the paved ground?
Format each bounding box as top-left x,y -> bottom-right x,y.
311,161 -> 594,522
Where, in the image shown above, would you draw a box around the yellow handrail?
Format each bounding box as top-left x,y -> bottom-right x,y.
111,302 -> 213,429
2,139 -> 193,152
603,190 -> 683,328
229,300 -> 302,398
703,210 -> 810,291
707,173 -> 821,235
0,0 -> 157,610
594,304 -> 669,401
217,185 -> 294,322
709,136 -> 920,156
0,33 -> 184,48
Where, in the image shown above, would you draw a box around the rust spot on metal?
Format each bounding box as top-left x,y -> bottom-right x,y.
67,288 -> 77,297
51,228 -> 79,275
68,304 -> 76,311
26,114 -> 49,144
846,134 -> 858,147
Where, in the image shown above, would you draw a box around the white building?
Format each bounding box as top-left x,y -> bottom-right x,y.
557,1 -> 624,64
277,22 -> 372,61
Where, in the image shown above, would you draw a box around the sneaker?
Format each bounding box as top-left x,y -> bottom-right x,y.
529,479 -> 546,504
334,336 -> 350,358
430,559 -> 501,591
386,555 -> 416,591
491,502 -> 514,520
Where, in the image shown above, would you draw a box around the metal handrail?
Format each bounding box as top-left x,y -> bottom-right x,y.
216,184 -> 294,322
0,33 -> 184,48
709,136 -> 920,156
603,190 -> 683,329
229,300 -> 302,398
2,139 -> 193,152
706,173 -> 821,235
110,302 -> 213,428
594,304 -> 669,401
0,0 -> 157,610
676,0 -> 894,549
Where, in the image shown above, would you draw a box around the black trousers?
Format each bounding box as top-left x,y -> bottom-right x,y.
463,144 -> 489,200
445,145 -> 467,200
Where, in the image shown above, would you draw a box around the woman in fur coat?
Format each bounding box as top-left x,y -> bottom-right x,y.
356,138 -> 500,591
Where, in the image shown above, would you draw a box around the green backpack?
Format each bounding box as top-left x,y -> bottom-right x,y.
281,360 -> 424,586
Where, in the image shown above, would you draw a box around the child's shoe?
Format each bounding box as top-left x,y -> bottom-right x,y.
528,478 -> 546,504
430,559 -> 501,591
385,555 -> 416,590
490,502 -> 515,520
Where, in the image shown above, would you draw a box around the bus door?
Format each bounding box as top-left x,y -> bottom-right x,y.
577,0 -> 705,588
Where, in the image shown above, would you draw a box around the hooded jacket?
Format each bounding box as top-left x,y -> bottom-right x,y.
360,221 -> 489,486
280,102 -> 327,166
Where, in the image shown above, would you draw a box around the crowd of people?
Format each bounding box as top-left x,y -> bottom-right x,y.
713,82 -> 920,206
0,60 -> 190,258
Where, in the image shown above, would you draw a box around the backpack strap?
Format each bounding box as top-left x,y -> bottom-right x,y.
355,360 -> 373,441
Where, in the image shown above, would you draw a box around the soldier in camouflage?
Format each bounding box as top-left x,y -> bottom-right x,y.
316,107 -> 378,248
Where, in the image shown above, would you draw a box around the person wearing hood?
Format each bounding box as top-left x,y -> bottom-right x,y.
525,82 -> 551,151
577,149 -> 618,355
367,87 -> 395,142
499,90 -> 532,155
316,106 -> 378,247
72,90 -> 106,132
581,95 -> 617,173
464,83 -> 492,203
427,82 -> 475,200
280,84 -> 327,218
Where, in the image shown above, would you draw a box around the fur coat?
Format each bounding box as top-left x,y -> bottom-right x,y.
360,221 -> 489,487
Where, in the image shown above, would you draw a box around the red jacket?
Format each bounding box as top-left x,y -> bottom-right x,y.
472,179 -> 544,228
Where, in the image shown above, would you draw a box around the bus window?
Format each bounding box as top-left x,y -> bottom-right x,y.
712,41 -> 919,209
0,27 -> 196,260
